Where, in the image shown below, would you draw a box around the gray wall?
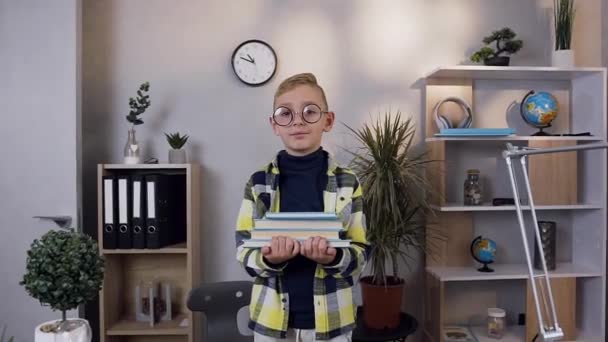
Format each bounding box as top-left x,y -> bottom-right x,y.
0,1 -> 81,341
81,0 -> 603,340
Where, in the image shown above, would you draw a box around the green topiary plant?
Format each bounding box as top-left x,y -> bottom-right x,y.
126,82 -> 151,126
20,229 -> 104,323
165,132 -> 189,149
470,27 -> 523,66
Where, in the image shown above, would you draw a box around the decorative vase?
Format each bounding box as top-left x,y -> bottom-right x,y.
360,276 -> 404,329
35,319 -> 91,342
168,149 -> 187,164
124,128 -> 141,164
534,221 -> 556,271
484,56 -> 510,66
551,49 -> 574,67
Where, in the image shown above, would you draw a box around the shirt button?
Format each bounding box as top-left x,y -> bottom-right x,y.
340,197 -> 345,201
282,298 -> 287,303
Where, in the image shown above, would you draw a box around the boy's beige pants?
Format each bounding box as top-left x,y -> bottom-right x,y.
254,330 -> 352,342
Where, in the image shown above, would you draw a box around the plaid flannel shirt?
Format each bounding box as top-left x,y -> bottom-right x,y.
235,151 -> 370,340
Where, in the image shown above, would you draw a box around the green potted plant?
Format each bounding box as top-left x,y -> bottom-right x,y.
552,0 -> 576,67
20,228 -> 104,342
124,81 -> 151,164
1,325 -> 14,342
165,132 -> 189,163
470,27 -> 523,66
344,111 -> 436,329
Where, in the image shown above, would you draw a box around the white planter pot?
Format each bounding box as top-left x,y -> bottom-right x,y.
551,49 -> 574,68
169,149 -> 187,164
35,319 -> 91,342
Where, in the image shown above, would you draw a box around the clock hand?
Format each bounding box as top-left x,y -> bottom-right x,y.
247,54 -> 255,64
240,56 -> 254,64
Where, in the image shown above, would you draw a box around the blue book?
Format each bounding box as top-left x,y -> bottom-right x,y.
264,212 -> 338,221
435,128 -> 516,136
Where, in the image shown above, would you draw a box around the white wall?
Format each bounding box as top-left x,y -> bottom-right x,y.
81,1 -> 603,340
0,1 -> 81,341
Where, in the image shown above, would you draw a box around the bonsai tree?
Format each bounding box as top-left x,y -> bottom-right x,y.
126,81 -> 151,126
165,132 -> 189,149
554,0 -> 575,51
20,229 -> 104,328
470,27 -> 523,66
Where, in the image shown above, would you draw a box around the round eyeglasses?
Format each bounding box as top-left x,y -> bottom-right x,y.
272,104 -> 327,127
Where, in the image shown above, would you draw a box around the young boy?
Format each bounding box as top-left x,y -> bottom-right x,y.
235,73 -> 370,341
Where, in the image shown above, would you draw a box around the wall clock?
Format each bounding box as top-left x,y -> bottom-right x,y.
231,39 -> 277,86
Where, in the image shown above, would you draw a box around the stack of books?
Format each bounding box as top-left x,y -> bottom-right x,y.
242,212 -> 351,248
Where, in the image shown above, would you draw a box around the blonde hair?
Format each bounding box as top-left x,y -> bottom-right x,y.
273,73 -> 328,110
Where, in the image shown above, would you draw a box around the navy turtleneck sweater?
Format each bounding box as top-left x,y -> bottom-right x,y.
277,147 -> 327,329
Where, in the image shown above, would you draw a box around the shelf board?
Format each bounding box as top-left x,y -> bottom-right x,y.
470,325 -> 525,342
432,203 -> 602,212
425,65 -> 606,80
426,136 -> 603,142
103,163 -> 192,170
427,263 -> 602,282
106,313 -> 189,336
102,242 -> 188,254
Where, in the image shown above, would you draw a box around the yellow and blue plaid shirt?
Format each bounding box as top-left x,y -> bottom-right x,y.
235,152 -> 370,340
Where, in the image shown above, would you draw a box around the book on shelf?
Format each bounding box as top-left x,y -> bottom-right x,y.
434,127 -> 516,137
244,212 -> 350,248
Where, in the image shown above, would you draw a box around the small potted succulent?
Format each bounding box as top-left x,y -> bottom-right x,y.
470,27 -> 523,66
124,81 -> 151,164
21,228 -> 104,342
165,132 -> 189,163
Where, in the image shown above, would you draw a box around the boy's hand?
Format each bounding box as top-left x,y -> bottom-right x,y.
261,236 -> 300,265
301,236 -> 337,265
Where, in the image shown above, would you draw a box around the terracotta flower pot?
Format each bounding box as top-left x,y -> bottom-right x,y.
360,276 -> 404,330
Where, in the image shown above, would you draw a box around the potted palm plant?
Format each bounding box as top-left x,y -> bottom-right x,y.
344,111 -> 436,330
21,228 -> 104,342
552,0 -> 576,67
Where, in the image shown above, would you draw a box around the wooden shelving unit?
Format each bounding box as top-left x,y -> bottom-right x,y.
423,66 -> 607,342
98,164 -> 201,342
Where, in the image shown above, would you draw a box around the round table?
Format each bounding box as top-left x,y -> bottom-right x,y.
352,307 -> 418,342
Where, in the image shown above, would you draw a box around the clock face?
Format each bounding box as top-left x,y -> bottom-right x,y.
231,40 -> 277,86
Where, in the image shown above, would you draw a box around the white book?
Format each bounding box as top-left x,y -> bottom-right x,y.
242,239 -> 351,248
251,230 -> 341,240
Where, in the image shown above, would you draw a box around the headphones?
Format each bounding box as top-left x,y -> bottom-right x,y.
433,96 -> 473,130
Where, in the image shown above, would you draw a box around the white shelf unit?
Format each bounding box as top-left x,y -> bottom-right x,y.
432,203 -> 602,212
423,66 -> 607,342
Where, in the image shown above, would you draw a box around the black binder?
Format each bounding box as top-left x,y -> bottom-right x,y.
145,174 -> 187,249
131,175 -> 147,249
102,175 -> 118,249
117,176 -> 132,249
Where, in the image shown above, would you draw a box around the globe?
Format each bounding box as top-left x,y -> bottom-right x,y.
520,90 -> 559,136
470,235 -> 497,272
